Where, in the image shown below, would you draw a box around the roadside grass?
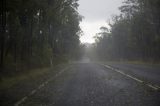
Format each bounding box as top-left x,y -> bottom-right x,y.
0,67 -> 51,90
102,60 -> 160,66
120,60 -> 160,65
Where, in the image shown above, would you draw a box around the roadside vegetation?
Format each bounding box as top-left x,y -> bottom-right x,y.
93,0 -> 160,63
0,0 -> 82,75
0,68 -> 50,89
0,63 -> 68,89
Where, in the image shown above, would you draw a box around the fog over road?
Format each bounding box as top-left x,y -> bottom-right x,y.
18,62 -> 160,106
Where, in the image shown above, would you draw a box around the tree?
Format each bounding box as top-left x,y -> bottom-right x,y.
0,0 -> 82,71
94,0 -> 160,62
0,0 -> 6,68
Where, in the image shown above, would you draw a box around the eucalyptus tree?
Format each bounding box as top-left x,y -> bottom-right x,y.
0,0 -> 82,69
94,0 -> 160,61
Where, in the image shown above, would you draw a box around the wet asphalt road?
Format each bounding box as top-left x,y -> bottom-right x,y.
21,63 -> 160,106
106,62 -> 160,85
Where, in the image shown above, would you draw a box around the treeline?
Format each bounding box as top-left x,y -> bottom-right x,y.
0,0 -> 82,70
95,0 -> 160,62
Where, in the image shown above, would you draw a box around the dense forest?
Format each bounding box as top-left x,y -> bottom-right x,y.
94,0 -> 160,62
0,0 -> 82,71
1,0 -> 160,72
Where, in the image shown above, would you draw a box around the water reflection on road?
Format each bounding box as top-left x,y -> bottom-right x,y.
70,56 -> 91,64
80,56 -> 91,63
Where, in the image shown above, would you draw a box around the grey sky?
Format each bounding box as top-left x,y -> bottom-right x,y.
78,0 -> 124,43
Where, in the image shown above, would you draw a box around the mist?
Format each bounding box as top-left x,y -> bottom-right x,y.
1,0 -> 160,106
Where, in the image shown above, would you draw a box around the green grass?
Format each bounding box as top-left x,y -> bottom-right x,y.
0,68 -> 51,89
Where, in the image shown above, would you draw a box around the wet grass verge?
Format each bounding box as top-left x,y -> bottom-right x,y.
0,68 -> 51,90
0,63 -> 69,106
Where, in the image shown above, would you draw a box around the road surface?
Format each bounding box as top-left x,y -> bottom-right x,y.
106,62 -> 160,85
14,62 -> 160,106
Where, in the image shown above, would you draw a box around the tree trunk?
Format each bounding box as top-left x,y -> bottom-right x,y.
0,0 -> 6,68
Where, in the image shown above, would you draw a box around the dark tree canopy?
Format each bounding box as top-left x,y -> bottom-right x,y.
0,0 -> 82,70
94,0 -> 160,62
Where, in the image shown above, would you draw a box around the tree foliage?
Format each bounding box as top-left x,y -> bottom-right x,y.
95,0 -> 160,62
0,0 -> 82,70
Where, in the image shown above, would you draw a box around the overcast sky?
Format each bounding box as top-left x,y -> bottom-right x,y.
78,0 -> 124,43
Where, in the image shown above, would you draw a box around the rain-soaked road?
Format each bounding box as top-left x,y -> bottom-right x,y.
18,63 -> 159,106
